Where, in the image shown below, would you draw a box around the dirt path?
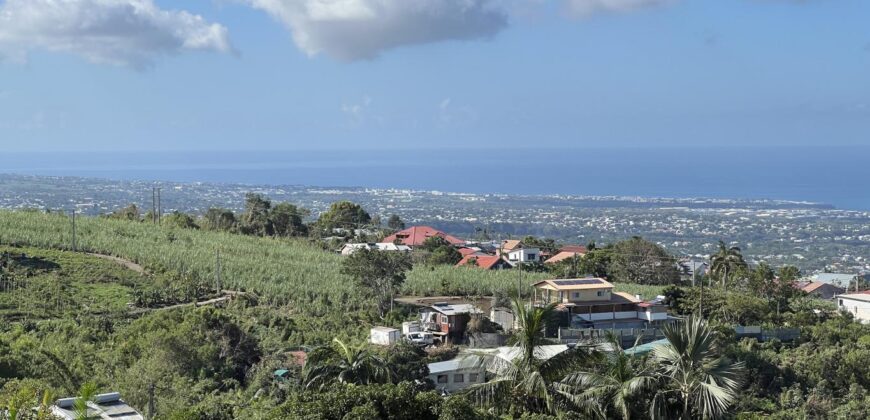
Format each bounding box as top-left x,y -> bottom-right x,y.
86,252 -> 147,274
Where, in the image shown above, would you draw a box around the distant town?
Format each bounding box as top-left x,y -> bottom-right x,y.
1,173 -> 868,274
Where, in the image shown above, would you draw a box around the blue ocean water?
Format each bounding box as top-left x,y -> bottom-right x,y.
1,146 -> 868,210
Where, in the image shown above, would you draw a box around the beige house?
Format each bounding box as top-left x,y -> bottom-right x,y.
532,277 -> 667,323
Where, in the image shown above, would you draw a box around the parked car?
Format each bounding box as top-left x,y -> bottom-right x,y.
406,331 -> 434,346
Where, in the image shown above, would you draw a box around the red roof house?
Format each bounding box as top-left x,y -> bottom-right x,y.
383,226 -> 464,247
456,255 -> 511,270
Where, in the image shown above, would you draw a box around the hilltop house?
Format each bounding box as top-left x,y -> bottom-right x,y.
496,240 -> 541,266
383,226 -> 464,248
837,292 -> 870,323
532,277 -> 668,326
420,302 -> 482,343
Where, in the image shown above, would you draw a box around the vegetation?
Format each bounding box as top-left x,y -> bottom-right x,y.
2,208 -> 870,419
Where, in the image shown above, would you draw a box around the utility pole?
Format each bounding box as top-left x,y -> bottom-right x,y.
71,209 -> 77,252
147,383 -> 155,420
156,187 -> 162,225
215,249 -> 222,293
151,187 -> 157,224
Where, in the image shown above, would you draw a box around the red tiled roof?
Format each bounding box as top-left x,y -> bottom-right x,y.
560,245 -> 588,254
383,226 -> 464,247
456,255 -> 508,270
458,247 -> 480,256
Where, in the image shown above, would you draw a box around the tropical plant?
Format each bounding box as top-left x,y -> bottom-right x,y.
649,316 -> 746,419
709,241 -> 747,289
469,299 -> 595,415
301,338 -> 393,390
73,382 -> 99,420
556,334 -> 655,419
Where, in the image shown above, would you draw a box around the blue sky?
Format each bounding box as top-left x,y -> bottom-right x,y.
0,0 -> 868,152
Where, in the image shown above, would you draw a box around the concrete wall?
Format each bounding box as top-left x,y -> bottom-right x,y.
429,367 -> 486,393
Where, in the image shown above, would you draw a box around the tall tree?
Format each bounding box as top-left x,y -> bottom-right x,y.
201,208 -> 237,232
710,241 -> 747,289
386,214 -> 405,230
650,316 -> 745,420
271,202 -> 308,237
316,201 -> 371,232
302,338 -> 393,390
340,248 -> 412,317
610,237 -> 680,285
239,193 -> 273,236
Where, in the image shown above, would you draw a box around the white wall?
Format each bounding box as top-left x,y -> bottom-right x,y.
429,367 -> 485,393
838,297 -> 870,323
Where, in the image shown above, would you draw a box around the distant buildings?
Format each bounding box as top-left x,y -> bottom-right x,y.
427,357 -> 486,394
496,239 -> 541,266
797,281 -> 844,299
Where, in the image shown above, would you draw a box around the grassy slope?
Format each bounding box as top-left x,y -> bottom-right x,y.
0,211 -> 666,312
0,245 -> 153,318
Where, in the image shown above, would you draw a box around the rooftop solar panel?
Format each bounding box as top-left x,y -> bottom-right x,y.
552,278 -> 602,286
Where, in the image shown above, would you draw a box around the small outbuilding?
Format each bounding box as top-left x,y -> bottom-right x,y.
370,326 -> 401,346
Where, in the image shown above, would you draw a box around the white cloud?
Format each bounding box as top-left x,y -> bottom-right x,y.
245,0 -> 508,60
564,0 -> 674,18
0,0 -> 232,68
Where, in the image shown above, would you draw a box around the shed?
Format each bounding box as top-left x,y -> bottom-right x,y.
370,326 -> 401,346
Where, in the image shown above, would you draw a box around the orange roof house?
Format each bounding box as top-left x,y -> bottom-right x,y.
383,226 -> 464,247
456,255 -> 511,270
545,251 -> 585,264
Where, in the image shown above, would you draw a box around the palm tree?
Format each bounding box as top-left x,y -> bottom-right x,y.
709,241 -> 746,289
73,382 -> 99,420
301,338 -> 393,390
650,316 -> 745,420
556,334 -> 656,419
469,298 -> 596,415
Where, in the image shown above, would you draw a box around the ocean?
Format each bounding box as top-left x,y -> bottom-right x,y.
1,146 -> 868,210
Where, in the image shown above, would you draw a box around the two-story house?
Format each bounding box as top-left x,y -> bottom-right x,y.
497,240 -> 541,266
532,277 -> 667,325
420,302 -> 482,343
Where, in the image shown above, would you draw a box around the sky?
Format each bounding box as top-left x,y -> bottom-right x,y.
0,0 -> 868,152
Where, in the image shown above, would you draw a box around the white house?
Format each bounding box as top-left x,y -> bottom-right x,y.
837,293 -> 870,323
340,242 -> 412,255
506,247 -> 541,265
533,278 -> 668,324
50,392 -> 144,420
428,357 -> 486,393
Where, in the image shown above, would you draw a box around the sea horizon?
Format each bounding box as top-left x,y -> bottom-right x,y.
2,145 -> 869,211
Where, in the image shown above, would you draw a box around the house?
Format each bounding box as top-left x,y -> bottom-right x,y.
545,251 -> 584,265
50,393 -> 144,420
837,292 -> 870,323
532,277 -> 668,325
456,255 -> 512,270
494,240 -> 541,265
340,242 -> 411,255
421,303 -> 482,343
427,357 -> 486,394
490,307 -> 515,332
800,281 -> 844,299
382,226 -> 464,247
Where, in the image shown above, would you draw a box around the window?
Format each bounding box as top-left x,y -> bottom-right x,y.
597,290 -> 605,297
839,300 -> 843,306
469,373 -> 479,382
572,292 -> 580,299
437,375 -> 448,384
454,374 -> 464,383
527,253 -> 536,260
